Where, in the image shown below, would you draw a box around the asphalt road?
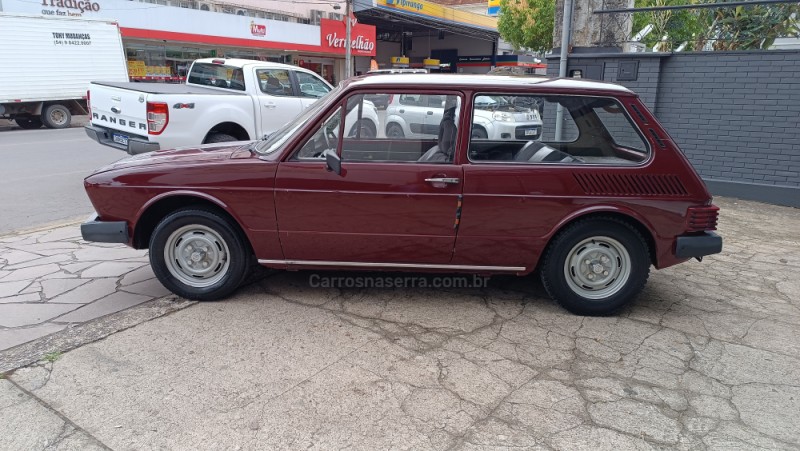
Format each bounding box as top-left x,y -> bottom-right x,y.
0,125 -> 124,235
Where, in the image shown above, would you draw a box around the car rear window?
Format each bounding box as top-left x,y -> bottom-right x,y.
188,63 -> 246,91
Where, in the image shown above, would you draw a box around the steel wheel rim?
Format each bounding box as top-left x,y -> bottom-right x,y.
50,109 -> 67,126
164,225 -> 230,288
387,125 -> 403,137
564,236 -> 631,300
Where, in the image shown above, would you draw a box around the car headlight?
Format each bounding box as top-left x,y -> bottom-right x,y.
492,111 -> 515,122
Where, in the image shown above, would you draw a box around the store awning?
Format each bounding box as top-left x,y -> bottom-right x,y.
354,0 -> 499,42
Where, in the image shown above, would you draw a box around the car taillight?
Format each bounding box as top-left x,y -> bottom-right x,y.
388,94 -> 394,104
686,205 -> 719,232
146,101 -> 169,135
86,89 -> 91,115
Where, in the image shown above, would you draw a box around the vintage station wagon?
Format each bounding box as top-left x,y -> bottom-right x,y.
81,74 -> 722,315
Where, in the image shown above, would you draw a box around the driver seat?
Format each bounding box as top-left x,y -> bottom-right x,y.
418,105 -> 457,163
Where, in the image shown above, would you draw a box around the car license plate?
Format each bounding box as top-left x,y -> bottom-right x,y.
112,133 -> 129,146
524,129 -> 537,136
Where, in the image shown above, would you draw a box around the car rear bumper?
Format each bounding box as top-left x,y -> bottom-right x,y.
675,231 -> 722,259
81,214 -> 129,244
84,124 -> 160,155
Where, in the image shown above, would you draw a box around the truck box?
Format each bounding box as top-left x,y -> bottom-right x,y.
0,13 -> 129,129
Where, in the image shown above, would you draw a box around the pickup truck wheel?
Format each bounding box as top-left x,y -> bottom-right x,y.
540,218 -> 650,316
205,133 -> 237,144
149,209 -> 249,301
42,104 -> 71,129
15,117 -> 43,129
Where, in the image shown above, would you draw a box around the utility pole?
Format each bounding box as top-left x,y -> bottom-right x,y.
345,0 -> 352,80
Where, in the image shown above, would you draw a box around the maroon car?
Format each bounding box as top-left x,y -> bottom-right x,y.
81,74 -> 721,315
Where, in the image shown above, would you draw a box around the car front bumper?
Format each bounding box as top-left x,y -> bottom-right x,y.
81,214 -> 129,244
84,124 -> 160,155
490,121 -> 541,140
675,231 -> 723,259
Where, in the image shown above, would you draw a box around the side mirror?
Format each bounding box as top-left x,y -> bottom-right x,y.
324,149 -> 342,176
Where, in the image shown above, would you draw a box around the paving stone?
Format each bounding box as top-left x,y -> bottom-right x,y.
120,279 -> 170,298
120,265 -> 155,286
20,282 -> 42,295
0,293 -> 42,304
689,394 -> 738,421
72,247 -> 146,263
0,280 -> 30,298
53,291 -> 152,323
40,278 -> 90,300
81,262 -> 147,279
0,263 -> 61,283
588,399 -> 682,445
3,254 -> 72,271
550,425 -> 654,450
1,250 -> 41,266
742,319 -> 800,358
61,262 -> 96,274
37,226 -> 82,242
732,383 -> 800,445
0,303 -> 79,328
0,323 -> 67,351
48,279 -> 118,304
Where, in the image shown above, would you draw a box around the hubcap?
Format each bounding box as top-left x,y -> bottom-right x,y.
164,225 -> 230,288
564,236 -> 631,300
50,109 -> 66,125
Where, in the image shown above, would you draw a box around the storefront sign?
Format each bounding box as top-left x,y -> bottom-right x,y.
377,0 -> 497,30
487,0 -> 500,16
458,55 -> 492,63
40,0 -> 100,17
250,21 -> 267,37
319,18 -> 376,57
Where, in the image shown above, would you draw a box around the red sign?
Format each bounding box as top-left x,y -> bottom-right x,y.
250,21 -> 266,37
320,18 -> 376,57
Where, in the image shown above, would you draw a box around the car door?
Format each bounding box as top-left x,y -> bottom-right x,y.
273,91 -> 464,265
254,68 -> 303,136
293,70 -> 333,110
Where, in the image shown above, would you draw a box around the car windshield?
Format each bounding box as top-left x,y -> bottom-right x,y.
254,84 -> 343,155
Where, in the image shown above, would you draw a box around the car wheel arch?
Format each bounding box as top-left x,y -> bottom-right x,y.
203,122 -> 250,143
132,192 -> 251,253
539,208 -> 658,270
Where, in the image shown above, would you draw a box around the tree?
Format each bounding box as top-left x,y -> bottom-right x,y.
498,0 -> 555,53
631,0 -> 704,51
706,1 -> 800,50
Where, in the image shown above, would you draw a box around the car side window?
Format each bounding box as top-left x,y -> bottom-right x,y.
295,71 -> 332,99
468,94 -> 649,166
257,69 -> 293,96
341,92 -> 461,164
293,106 -> 342,160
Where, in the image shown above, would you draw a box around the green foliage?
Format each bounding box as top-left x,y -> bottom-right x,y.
497,0 -> 555,53
43,351 -> 62,363
631,0 -> 800,51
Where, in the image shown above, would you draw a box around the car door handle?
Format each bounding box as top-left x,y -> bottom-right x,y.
399,109 -> 405,113
426,111 -> 434,115
425,177 -> 460,185
264,104 -> 277,109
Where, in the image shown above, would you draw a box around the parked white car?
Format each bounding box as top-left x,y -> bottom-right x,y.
86,58 -> 378,154
385,94 -> 543,140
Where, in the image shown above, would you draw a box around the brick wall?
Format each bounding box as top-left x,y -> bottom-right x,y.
547,50 -> 800,207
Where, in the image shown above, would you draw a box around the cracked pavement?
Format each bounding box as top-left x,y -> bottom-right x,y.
2,196 -> 800,450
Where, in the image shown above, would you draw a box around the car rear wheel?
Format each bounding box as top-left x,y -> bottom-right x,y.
42,104 -> 71,129
205,133 -> 238,144
540,218 -> 650,316
15,116 -> 43,129
149,209 -> 249,301
386,123 -> 404,138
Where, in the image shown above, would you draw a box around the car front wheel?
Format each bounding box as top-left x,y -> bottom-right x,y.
149,209 -> 249,301
540,218 -> 650,316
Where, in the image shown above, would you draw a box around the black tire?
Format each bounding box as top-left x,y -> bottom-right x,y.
15,116 -> 43,129
349,119 -> 377,138
540,217 -> 650,316
471,126 -> 488,139
386,123 -> 404,138
149,209 -> 249,301
41,104 -> 71,129
204,133 -> 238,144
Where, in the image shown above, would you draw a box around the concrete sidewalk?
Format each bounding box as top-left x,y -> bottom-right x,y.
1,197 -> 799,450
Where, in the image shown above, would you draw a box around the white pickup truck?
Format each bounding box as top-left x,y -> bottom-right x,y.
86,58 -> 369,154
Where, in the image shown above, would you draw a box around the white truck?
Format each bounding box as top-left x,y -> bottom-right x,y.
85,58 -> 380,154
0,13 -> 129,129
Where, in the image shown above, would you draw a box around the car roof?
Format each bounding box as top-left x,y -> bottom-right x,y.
347,74 -> 635,95
193,58 -> 301,72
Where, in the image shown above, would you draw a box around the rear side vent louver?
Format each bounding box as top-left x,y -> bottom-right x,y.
574,173 -> 688,196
